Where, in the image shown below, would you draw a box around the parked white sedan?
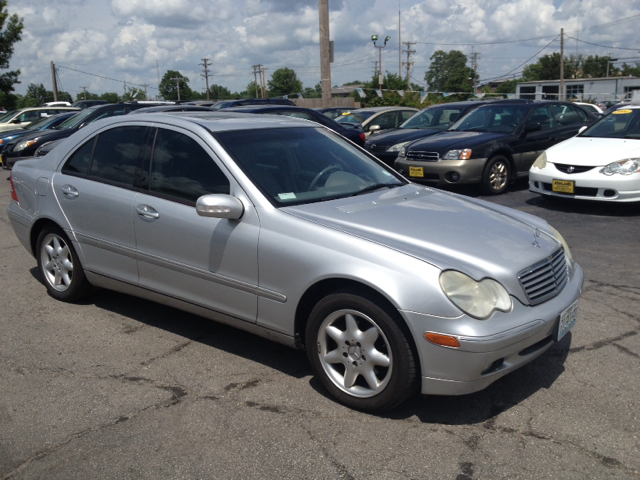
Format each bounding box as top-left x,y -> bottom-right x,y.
529,106 -> 640,202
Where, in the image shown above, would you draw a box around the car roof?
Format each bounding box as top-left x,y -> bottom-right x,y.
351,106 -> 418,113
125,111 -> 318,133
225,105 -> 311,111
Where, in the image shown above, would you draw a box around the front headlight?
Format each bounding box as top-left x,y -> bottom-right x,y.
387,141 -> 410,153
549,225 -> 573,269
532,151 -> 547,170
439,270 -> 512,319
602,158 -> 640,176
443,149 -> 472,160
15,139 -> 38,152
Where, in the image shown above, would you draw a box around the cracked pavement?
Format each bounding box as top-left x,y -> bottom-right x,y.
1,177 -> 639,479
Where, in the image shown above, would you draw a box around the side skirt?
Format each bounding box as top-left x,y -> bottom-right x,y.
85,271 -> 298,349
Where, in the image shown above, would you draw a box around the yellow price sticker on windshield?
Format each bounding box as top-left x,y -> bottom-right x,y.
613,109 -> 632,114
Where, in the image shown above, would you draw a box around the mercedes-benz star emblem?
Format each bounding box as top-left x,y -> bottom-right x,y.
532,228 -> 541,248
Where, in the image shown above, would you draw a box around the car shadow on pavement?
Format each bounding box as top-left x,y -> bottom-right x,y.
29,267 -> 571,422
525,194 -> 640,216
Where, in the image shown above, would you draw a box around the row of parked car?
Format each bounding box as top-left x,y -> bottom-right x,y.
2,97 -> 638,203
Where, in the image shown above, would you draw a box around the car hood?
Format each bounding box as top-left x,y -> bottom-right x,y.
283,184 -> 561,302
406,130 -> 509,152
365,128 -> 443,148
547,136 -> 640,166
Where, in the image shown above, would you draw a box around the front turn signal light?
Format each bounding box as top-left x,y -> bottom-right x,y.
425,332 -> 460,348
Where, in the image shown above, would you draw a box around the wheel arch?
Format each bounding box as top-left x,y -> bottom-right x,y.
486,149 -> 516,179
293,278 -> 420,373
29,218 -> 66,256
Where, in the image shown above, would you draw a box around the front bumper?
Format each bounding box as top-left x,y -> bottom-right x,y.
400,262 -> 584,395
529,164 -> 640,202
394,157 -> 489,186
1,155 -> 33,170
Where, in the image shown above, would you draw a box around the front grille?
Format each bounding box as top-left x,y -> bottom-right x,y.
518,248 -> 568,305
365,143 -> 388,152
554,164 -> 595,174
406,151 -> 439,161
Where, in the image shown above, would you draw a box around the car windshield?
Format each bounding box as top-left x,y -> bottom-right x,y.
451,105 -> 529,133
580,108 -> 640,139
210,101 -> 234,110
400,105 -> 468,130
215,127 -> 405,206
336,111 -> 375,125
23,115 -> 62,131
57,107 -> 97,129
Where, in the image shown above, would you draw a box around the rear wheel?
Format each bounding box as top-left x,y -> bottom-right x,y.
36,226 -> 91,302
305,291 -> 418,412
482,155 -> 510,195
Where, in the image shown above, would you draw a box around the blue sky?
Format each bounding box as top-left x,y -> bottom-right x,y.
10,0 -> 640,98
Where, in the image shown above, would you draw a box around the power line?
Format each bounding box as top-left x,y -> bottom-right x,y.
57,65 -> 158,90
414,35 -> 557,46
565,36 -> 640,51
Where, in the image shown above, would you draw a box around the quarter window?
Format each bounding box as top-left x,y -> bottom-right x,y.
149,129 -> 230,202
552,104 -> 587,126
527,106 -> 554,130
62,137 -> 96,175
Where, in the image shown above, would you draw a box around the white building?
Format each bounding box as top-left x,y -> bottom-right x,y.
516,77 -> 640,103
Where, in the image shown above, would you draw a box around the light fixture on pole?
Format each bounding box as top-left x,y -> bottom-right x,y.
372,35 -> 391,91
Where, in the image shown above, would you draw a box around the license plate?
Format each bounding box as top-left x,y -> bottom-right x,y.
552,179 -> 575,193
555,301 -> 578,341
409,166 -> 424,178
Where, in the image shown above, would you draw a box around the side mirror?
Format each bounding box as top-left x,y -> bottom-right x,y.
524,122 -> 542,134
10,118 -> 21,124
196,194 -> 244,220
578,125 -> 588,134
368,124 -> 381,133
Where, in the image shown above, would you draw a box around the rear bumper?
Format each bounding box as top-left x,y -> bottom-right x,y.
1,155 -> 32,170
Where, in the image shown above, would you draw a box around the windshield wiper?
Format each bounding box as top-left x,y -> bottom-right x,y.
351,182 -> 403,196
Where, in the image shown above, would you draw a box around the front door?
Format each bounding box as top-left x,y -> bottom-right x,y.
133,127 -> 260,323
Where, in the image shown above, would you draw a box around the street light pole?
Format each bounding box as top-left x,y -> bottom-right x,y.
372,35 -> 391,91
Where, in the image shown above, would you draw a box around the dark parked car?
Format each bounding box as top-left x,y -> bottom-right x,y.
130,105 -> 214,114
71,100 -> 110,109
210,98 -> 296,110
394,100 -> 597,194
364,101 -> 491,166
1,102 -> 165,169
224,105 -> 366,146
0,112 -> 77,154
313,107 -> 354,119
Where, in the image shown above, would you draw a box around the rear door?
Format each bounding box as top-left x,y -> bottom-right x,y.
133,127 -> 260,323
53,125 -> 151,284
512,105 -> 556,173
551,103 -> 591,143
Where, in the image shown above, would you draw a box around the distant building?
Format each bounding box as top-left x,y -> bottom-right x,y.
516,77 -> 640,103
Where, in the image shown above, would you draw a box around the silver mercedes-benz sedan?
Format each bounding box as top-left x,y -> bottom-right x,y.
7,112 -> 583,412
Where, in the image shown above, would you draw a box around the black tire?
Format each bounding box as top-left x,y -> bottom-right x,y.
36,226 -> 91,302
482,155 -> 511,195
305,291 -> 418,412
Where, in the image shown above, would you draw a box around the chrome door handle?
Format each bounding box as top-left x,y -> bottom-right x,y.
136,204 -> 160,220
61,184 -> 79,198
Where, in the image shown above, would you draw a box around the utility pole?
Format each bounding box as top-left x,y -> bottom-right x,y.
372,61 -> 379,77
403,42 -> 416,82
170,77 -> 181,101
372,35 -> 391,91
80,86 -> 87,100
470,48 -> 480,94
560,28 -> 564,101
142,84 -> 149,100
261,67 -> 268,98
50,61 -> 58,102
318,0 -> 332,108
398,6 -> 402,76
200,58 -> 212,100
252,65 -> 262,97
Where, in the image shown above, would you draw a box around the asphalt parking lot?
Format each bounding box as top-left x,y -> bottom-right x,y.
1,175 -> 638,479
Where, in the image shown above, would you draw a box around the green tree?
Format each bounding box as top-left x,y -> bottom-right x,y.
100,92 -> 120,103
522,53 -> 578,81
209,84 -> 232,100
0,1 -> 24,110
582,55 -> 616,78
75,91 -> 100,101
267,67 -> 303,97
159,70 -> 192,100
241,80 -> 265,98
620,62 -> 640,77
424,50 -> 476,94
496,79 -> 519,94
18,83 -> 48,107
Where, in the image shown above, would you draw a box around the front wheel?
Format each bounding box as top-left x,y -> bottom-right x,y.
482,155 -> 511,195
305,292 -> 418,412
36,226 -> 91,302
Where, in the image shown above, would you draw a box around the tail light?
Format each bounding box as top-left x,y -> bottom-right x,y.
359,133 -> 366,142
10,172 -> 18,202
